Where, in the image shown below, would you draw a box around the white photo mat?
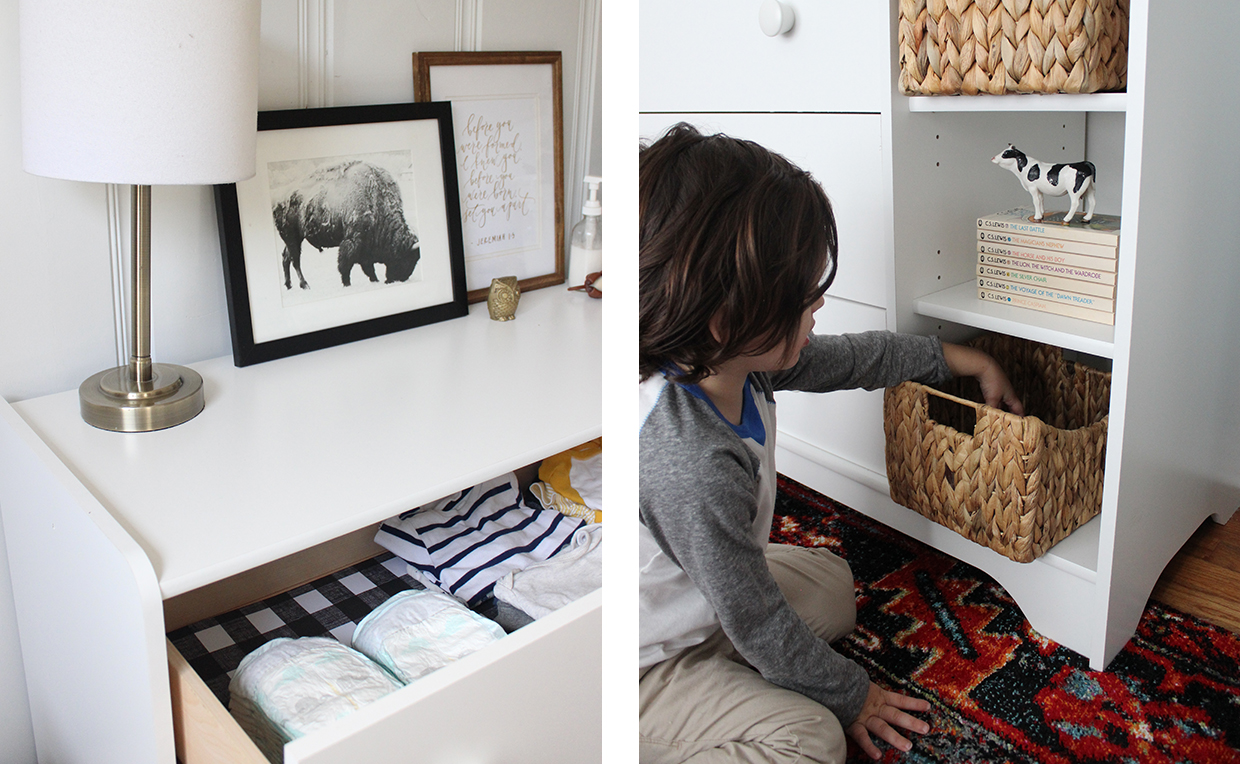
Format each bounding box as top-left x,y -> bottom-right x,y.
235,119 -> 454,344
415,53 -> 564,301
216,102 -> 467,366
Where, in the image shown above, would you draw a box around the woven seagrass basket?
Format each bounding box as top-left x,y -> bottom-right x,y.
897,0 -> 1129,95
883,334 -> 1109,563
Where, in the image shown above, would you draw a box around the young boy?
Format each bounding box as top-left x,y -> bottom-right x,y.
638,124 -> 1023,763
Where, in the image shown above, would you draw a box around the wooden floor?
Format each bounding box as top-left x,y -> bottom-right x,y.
1150,509 -> 1240,635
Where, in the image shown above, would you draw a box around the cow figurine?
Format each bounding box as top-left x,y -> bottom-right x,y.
273,160 -> 421,290
991,144 -> 1097,224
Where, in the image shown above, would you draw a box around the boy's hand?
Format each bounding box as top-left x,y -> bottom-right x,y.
846,682 -> 932,760
940,342 -> 1025,415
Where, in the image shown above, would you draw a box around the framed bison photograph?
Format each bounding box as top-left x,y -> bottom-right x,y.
215,101 -> 467,366
413,51 -> 564,302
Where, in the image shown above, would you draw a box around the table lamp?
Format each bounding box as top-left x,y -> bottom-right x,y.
19,0 -> 260,432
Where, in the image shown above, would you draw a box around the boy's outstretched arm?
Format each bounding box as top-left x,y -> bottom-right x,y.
941,342 -> 1025,415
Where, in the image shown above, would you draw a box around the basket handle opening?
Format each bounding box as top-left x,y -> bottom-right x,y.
925,386 -> 983,436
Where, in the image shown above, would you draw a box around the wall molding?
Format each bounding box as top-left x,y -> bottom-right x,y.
106,183 -> 129,368
567,0 -> 602,258
456,0 -> 482,52
299,0 -> 334,108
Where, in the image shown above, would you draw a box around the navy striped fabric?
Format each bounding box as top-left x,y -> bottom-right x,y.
376,473 -> 583,605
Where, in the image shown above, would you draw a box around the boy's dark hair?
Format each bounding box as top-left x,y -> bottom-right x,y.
639,123 -> 838,383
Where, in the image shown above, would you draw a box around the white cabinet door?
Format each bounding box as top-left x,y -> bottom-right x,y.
640,113 -> 891,310
639,0 -> 889,113
774,298 -> 890,477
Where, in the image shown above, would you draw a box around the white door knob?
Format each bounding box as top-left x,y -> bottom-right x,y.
759,0 -> 795,36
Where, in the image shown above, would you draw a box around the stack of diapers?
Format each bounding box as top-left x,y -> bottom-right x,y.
351,589 -> 506,683
375,471 -> 584,605
229,592 -> 508,762
493,523 -> 602,619
530,438 -> 603,523
228,637 -> 402,763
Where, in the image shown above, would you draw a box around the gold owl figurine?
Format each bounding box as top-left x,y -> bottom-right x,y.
487,276 -> 521,321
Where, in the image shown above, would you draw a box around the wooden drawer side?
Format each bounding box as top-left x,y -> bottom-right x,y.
168,639 -> 268,764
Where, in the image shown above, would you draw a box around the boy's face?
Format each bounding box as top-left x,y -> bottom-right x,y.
743,293 -> 825,373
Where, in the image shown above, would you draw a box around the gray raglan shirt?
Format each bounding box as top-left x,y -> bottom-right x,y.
638,330 -> 951,725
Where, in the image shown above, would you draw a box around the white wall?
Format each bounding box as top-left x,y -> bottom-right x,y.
0,0 -> 601,759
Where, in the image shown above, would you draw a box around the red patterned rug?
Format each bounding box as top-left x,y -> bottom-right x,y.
772,476 -> 1240,764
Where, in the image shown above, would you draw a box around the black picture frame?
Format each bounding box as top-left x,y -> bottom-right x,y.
216,101 -> 467,366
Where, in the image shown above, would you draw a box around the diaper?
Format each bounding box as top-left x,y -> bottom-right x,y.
229,637 -> 402,763
351,589 -> 506,684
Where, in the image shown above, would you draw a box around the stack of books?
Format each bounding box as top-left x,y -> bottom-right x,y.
975,207 -> 1121,325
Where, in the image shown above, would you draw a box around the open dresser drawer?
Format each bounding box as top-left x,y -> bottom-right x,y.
164,529 -> 602,764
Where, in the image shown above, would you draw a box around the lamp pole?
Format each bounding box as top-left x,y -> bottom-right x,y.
77,187 -> 205,432
130,184 -> 153,391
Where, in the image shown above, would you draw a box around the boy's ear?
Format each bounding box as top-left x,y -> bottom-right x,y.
707,309 -> 726,345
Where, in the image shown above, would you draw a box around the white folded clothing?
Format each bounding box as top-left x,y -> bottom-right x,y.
229,637 -> 402,763
351,589 -> 506,684
493,523 -> 602,619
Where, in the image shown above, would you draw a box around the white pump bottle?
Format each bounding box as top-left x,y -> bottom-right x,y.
568,176 -> 602,289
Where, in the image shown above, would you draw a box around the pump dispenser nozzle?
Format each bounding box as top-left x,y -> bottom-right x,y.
582,175 -> 602,216
568,176 -> 603,291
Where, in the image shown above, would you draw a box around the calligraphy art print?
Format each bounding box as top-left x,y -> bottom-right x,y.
414,51 -> 564,302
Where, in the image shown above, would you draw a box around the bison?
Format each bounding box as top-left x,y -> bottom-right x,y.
272,160 -> 421,290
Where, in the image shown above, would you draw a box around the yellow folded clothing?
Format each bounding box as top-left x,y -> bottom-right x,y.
537,438 -> 602,522
530,481 -> 600,524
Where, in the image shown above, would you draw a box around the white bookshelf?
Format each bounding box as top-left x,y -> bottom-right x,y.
892,0 -> 1240,673
907,92 -> 1128,113
914,281 -> 1116,358
640,0 -> 1240,675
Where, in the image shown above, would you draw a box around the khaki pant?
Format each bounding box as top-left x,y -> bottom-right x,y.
638,545 -> 858,764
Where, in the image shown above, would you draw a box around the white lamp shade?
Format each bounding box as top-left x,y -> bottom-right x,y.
19,0 -> 260,185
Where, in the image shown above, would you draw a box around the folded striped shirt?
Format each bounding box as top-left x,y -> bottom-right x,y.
375,472 -> 584,606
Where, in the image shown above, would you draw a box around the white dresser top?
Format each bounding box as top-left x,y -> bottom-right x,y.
14,289 -> 601,598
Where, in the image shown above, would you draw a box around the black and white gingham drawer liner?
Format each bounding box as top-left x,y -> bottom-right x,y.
167,553 -> 422,707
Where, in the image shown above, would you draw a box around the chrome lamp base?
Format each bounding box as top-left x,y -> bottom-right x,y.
79,362 -> 204,433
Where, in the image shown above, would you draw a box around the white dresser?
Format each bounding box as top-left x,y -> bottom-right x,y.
0,288 -> 602,763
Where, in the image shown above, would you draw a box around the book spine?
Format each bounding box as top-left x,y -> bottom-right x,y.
977,286 -> 1116,325
977,245 -> 1117,279
977,230 -> 1118,261
976,214 -> 1120,246
978,276 -> 1114,313
977,263 -> 1115,297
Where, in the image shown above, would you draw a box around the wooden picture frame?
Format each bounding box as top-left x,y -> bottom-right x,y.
413,51 -> 564,303
215,101 -> 468,367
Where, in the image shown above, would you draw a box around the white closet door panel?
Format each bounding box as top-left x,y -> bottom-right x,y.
640,113 -> 890,310
332,1 -> 457,106
482,0 -> 583,50
639,0 -> 887,112
775,298 -> 889,477
257,0 -> 302,110
150,185 -> 233,368
287,590 -> 601,764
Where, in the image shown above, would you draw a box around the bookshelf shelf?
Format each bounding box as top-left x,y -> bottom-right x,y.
906,92 -> 1128,113
913,281 -> 1116,358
